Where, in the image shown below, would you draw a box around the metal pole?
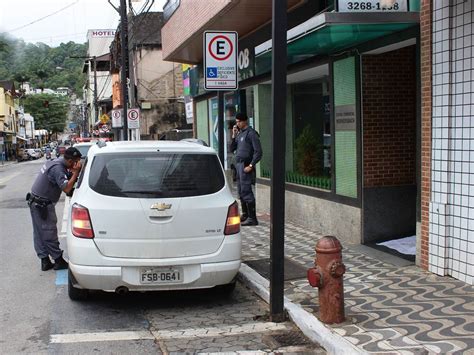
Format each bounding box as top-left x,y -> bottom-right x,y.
270,0 -> 287,322
120,0 -> 129,140
93,56 -> 99,125
217,91 -> 225,168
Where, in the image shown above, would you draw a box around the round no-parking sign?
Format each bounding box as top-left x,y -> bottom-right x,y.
204,31 -> 238,90
127,108 -> 140,129
111,109 -> 123,128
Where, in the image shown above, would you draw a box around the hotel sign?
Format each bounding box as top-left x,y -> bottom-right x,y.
90,30 -> 116,37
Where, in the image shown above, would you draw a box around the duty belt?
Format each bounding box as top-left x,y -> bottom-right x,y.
26,193 -> 52,220
26,192 -> 52,206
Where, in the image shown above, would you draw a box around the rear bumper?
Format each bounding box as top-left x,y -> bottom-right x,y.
69,259 -> 241,292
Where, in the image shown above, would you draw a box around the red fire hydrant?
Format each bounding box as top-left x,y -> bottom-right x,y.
307,236 -> 346,324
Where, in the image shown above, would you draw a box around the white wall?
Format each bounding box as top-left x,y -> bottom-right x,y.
134,48 -> 174,100
429,0 -> 473,285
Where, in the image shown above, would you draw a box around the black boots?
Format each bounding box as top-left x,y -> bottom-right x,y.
53,255 -> 69,270
41,257 -> 54,271
240,199 -> 248,223
241,202 -> 258,226
41,255 -> 68,271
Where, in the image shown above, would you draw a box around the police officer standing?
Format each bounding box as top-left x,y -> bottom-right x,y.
231,113 -> 262,226
28,147 -> 82,271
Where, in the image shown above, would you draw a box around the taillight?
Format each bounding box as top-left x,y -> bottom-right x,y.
71,203 -> 94,239
224,201 -> 240,235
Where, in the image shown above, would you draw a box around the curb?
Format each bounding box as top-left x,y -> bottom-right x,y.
238,263 -> 366,355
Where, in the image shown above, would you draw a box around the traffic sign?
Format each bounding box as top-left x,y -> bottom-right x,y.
204,31 -> 238,90
111,109 -> 123,128
100,113 -> 110,124
127,108 -> 140,129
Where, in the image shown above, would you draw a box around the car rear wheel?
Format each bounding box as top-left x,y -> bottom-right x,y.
68,269 -> 89,301
215,281 -> 236,295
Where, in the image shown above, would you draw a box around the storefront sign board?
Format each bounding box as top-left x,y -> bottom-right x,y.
185,96 -> 193,124
338,0 -> 407,12
335,105 -> 356,131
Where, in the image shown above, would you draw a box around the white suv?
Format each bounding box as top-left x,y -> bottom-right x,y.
67,141 -> 241,300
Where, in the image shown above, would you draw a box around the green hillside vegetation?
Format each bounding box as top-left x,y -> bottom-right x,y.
23,94 -> 69,134
0,34 -> 87,95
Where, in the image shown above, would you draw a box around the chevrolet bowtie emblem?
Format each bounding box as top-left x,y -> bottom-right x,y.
150,203 -> 172,211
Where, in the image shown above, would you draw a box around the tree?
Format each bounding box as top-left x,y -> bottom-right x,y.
295,125 -> 322,176
23,94 -> 69,134
0,34 -> 87,95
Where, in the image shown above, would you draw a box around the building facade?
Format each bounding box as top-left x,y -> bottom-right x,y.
161,0 -> 473,285
110,12 -> 185,141
83,29 -> 115,136
0,81 -> 18,159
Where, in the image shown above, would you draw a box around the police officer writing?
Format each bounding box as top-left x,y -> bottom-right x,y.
231,113 -> 262,226
28,147 -> 82,271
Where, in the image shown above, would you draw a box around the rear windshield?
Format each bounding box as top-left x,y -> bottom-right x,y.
88,152 -> 225,198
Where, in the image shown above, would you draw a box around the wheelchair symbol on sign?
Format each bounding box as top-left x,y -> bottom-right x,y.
206,67 -> 218,78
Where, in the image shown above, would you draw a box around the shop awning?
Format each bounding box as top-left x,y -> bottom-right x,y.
16,136 -> 27,141
255,12 -> 419,75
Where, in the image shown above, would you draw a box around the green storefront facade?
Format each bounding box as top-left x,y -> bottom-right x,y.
190,3 -> 421,246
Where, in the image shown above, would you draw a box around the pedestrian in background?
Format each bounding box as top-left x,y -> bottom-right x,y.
231,112 -> 262,226
27,147 -> 82,271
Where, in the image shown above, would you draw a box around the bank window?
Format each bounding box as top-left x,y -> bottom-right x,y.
260,70 -> 331,190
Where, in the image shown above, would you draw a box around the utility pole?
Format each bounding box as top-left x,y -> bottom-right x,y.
119,0 -> 129,140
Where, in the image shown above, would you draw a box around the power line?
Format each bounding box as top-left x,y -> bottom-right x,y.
22,32 -> 85,42
7,1 -> 80,33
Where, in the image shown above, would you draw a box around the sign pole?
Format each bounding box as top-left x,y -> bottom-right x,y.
217,91 -> 225,168
270,0 -> 287,322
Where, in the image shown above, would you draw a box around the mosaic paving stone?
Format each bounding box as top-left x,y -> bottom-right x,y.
241,215 -> 474,354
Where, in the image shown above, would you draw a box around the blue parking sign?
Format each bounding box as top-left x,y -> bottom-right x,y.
206,67 -> 218,78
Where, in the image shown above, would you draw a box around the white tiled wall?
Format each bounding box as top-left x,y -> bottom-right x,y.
430,0 -> 473,285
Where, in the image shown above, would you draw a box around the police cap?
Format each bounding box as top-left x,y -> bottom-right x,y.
64,147 -> 82,160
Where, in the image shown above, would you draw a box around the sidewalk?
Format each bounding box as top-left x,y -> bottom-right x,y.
0,160 -> 18,168
238,213 -> 474,354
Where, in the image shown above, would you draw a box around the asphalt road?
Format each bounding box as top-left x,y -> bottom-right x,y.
0,159 -> 322,354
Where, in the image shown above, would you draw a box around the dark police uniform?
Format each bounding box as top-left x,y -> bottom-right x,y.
29,158 -> 70,260
230,126 -> 262,204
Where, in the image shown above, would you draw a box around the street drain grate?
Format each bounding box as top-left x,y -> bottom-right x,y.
266,331 -> 312,347
244,258 -> 307,281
